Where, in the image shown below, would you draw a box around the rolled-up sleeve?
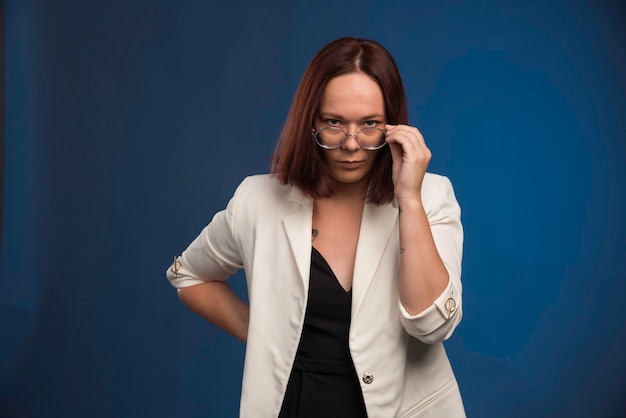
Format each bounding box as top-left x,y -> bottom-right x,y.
399,175 -> 463,344
166,182 -> 246,289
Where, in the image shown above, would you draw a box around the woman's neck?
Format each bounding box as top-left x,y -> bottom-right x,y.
327,176 -> 370,205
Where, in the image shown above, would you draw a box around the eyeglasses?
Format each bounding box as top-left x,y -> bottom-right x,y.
312,127 -> 387,150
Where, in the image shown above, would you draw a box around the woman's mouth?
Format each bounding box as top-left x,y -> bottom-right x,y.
338,160 -> 363,169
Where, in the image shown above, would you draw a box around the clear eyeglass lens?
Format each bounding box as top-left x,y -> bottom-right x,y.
315,127 -> 385,150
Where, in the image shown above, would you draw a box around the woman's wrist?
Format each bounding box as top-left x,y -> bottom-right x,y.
396,195 -> 424,214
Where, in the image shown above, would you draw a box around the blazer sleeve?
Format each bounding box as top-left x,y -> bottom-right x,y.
165,180 -> 248,289
398,175 -> 464,344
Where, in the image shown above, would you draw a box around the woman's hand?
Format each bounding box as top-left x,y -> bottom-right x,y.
385,124 -> 431,204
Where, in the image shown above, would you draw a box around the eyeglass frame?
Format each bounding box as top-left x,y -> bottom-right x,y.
312,127 -> 387,150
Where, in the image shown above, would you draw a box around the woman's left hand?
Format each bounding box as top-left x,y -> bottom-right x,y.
385,124 -> 431,203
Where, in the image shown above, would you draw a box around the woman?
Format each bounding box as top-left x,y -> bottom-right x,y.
167,37 -> 465,417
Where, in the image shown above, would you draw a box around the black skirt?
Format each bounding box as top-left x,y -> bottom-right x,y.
278,247 -> 368,418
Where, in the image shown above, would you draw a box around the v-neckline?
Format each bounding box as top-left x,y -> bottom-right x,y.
312,246 -> 352,293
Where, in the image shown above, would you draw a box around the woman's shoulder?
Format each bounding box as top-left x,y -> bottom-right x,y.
420,172 -> 458,214
232,174 -> 308,208
236,174 -> 292,196
238,173 -> 279,187
422,172 -> 454,194
224,174 -> 310,229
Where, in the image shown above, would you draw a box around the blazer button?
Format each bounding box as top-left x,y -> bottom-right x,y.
362,373 -> 374,384
445,297 -> 457,319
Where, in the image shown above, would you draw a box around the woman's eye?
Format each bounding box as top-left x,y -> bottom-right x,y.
364,120 -> 378,127
327,119 -> 340,126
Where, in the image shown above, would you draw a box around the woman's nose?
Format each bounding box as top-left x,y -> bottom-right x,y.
341,132 -> 361,151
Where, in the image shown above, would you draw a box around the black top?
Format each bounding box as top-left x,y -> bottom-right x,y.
278,247 -> 368,417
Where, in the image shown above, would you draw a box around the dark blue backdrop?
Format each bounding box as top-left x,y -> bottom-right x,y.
2,1 -> 625,417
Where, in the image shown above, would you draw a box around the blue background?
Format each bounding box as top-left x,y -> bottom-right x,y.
2,0 -> 625,417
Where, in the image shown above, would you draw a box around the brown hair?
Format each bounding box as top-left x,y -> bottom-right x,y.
270,37 -> 408,205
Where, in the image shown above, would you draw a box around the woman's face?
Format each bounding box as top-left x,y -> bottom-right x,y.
316,73 -> 386,190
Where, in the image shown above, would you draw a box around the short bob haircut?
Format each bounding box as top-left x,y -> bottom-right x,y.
270,37 -> 409,205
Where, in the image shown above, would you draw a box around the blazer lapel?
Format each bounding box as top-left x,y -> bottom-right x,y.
351,200 -> 399,318
282,187 -> 314,289
280,186 -> 398,311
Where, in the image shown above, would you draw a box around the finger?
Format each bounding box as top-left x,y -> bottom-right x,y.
387,139 -> 404,161
388,127 -> 428,150
386,130 -> 419,155
388,134 -> 431,166
386,125 -> 422,142
398,126 -> 425,146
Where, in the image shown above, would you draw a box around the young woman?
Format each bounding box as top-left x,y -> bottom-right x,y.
167,37 -> 465,417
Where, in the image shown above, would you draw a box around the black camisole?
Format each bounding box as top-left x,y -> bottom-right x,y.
278,247 -> 368,417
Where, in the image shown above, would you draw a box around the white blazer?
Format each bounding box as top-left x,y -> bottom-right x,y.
167,173 -> 466,417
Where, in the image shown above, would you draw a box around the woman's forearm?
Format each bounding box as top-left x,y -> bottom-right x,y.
397,198 -> 449,315
177,281 -> 249,343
